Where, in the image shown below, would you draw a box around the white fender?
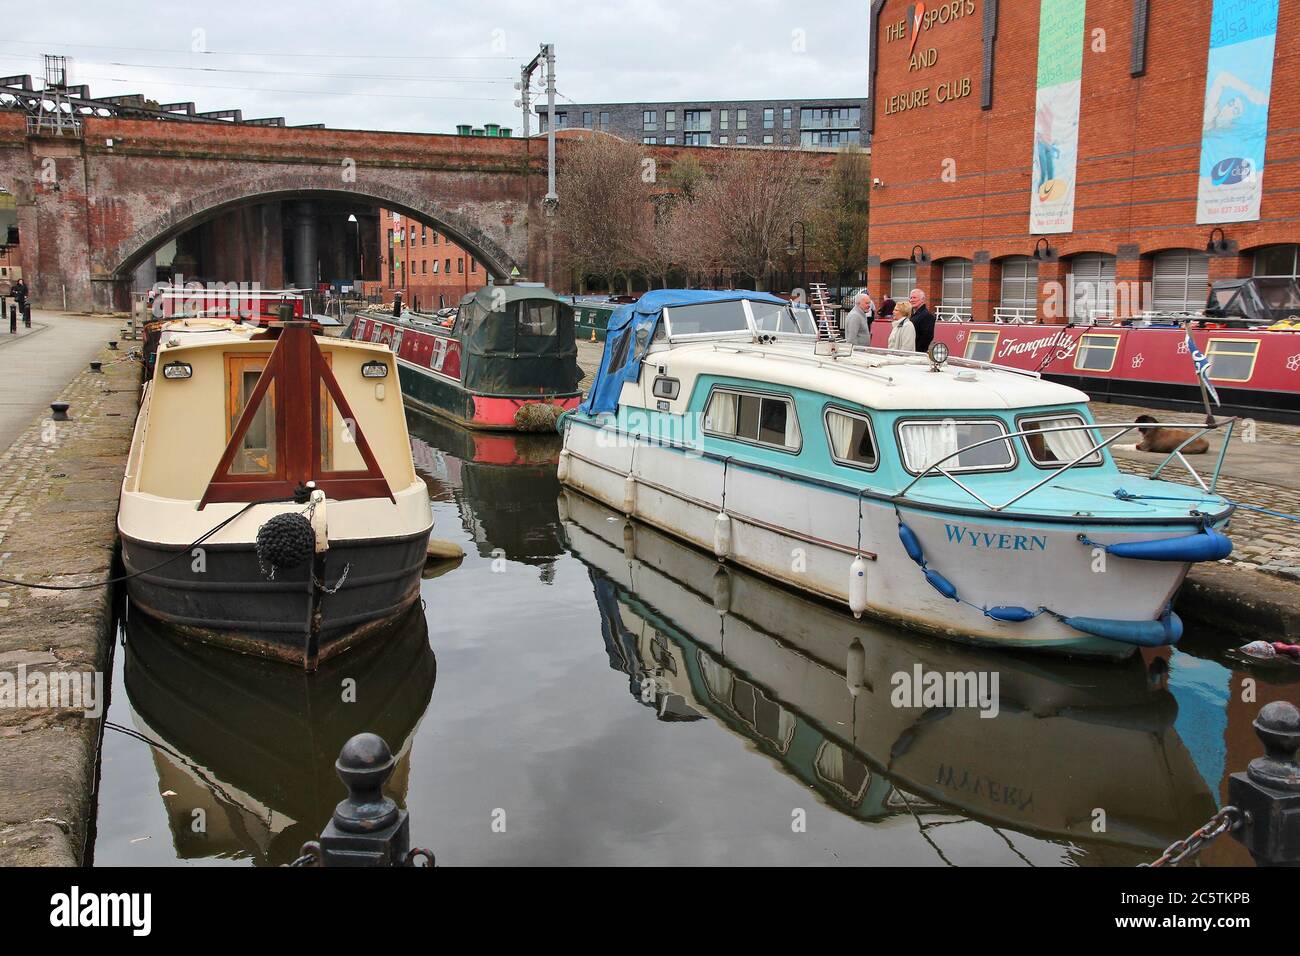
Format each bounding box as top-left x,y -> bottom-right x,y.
713,512 -> 732,560
622,474 -> 637,514
557,448 -> 570,483
310,489 -> 329,553
848,555 -> 869,618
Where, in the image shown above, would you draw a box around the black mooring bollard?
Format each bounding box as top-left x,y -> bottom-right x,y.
307,733 -> 411,867
22,302 -> 30,328
89,361 -> 103,373
1229,700 -> 1300,867
108,340 -> 118,350
50,402 -> 69,422
7,304 -> 14,334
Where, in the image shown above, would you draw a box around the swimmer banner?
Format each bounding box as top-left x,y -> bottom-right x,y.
1196,0 -> 1279,225
1029,0 -> 1087,235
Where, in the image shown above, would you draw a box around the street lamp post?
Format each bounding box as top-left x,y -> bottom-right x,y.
786,221 -> 807,297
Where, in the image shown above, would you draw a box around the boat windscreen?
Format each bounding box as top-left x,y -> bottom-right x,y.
750,301 -> 815,335
665,300 -> 750,335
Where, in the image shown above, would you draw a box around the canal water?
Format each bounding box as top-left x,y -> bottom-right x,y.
92,410 -> 1295,866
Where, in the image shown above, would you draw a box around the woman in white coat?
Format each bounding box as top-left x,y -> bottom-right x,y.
887,301 -> 916,352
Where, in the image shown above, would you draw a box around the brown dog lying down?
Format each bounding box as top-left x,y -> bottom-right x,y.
1135,414 -> 1209,454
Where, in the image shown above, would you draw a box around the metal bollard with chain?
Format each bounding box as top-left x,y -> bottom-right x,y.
287,732 -> 435,868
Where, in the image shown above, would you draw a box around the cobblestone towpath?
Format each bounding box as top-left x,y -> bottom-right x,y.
0,311 -> 137,865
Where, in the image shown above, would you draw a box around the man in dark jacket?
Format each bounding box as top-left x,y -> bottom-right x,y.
908,288 -> 935,353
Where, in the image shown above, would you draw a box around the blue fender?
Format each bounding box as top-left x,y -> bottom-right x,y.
898,523 -> 926,566
1062,611 -> 1183,648
925,569 -> 959,601
1102,528 -> 1232,563
986,605 -> 1038,623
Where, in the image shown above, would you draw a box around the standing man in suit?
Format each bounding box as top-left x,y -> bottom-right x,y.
908,288 -> 936,353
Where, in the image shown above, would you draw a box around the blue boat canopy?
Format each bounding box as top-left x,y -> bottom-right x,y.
579,289 -> 790,415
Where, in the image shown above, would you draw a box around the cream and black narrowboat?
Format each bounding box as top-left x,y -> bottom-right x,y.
119,318 -> 434,668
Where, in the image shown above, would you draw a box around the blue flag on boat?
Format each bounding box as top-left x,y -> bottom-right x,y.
1185,330 -> 1220,406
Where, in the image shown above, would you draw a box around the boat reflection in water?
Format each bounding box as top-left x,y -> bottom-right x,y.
560,488 -> 1217,863
121,601 -> 436,866
408,411 -> 564,575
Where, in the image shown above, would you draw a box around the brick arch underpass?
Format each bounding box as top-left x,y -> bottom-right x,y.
108,176 -> 522,287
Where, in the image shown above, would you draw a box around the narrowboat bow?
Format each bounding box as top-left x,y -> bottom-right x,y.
559,290 -> 1237,659
119,319 -> 434,668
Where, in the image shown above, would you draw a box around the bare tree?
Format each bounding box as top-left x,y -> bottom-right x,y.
690,148 -> 818,290
555,134 -> 649,292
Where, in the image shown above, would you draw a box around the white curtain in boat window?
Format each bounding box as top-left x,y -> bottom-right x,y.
899,422 -> 961,473
1041,421 -> 1099,462
705,390 -> 736,434
783,403 -> 800,448
827,411 -> 857,460
1025,416 -> 1100,464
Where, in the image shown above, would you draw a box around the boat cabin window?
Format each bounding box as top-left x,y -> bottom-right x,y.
824,408 -> 878,470
1073,333 -> 1121,372
517,301 -> 558,338
226,356 -> 278,475
964,330 -> 999,363
663,301 -> 749,336
897,418 -> 1016,475
704,388 -> 801,452
1018,413 -> 1102,467
750,300 -> 816,335
1205,338 -> 1259,382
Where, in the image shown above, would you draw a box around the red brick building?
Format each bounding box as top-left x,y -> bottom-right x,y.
865,0 -> 1300,324
369,209 -> 488,310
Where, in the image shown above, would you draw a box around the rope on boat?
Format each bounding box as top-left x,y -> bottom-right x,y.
0,496 -> 293,591
1114,487 -> 1300,523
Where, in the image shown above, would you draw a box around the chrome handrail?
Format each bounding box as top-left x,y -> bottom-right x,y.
894,418 -> 1238,512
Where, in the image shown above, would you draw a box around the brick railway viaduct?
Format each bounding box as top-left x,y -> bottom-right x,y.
0,111 -> 560,312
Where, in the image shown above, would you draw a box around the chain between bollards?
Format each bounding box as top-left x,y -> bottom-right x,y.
1143,806 -> 1245,868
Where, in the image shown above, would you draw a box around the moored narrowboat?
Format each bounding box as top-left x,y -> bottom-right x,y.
118,318 -> 434,668
560,289 -> 1238,659
348,282 -> 582,431
889,278 -> 1300,422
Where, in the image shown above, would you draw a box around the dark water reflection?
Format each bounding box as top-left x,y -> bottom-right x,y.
93,410 -> 1296,866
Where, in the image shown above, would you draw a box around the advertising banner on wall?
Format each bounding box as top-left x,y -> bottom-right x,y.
1195,0 -> 1279,225
1029,0 -> 1087,235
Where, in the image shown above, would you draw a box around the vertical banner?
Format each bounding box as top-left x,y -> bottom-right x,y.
1030,0 -> 1087,235
1196,0 -> 1279,225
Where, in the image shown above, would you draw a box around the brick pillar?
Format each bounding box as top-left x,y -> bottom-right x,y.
1209,251 -> 1251,283
866,257 -> 889,304
1115,245 -> 1150,320
972,254 -> 995,324
917,260 -> 940,313
1036,257 -> 1068,325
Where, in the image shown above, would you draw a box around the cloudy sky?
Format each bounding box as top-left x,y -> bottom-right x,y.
4,0 -> 871,133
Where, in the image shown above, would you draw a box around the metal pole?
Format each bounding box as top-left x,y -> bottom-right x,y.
544,43 -> 557,204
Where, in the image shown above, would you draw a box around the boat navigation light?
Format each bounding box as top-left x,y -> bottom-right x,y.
361,360 -> 389,379
927,342 -> 950,372
162,361 -> 192,380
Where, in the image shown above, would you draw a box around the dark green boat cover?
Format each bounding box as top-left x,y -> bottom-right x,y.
456,284 -> 580,396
